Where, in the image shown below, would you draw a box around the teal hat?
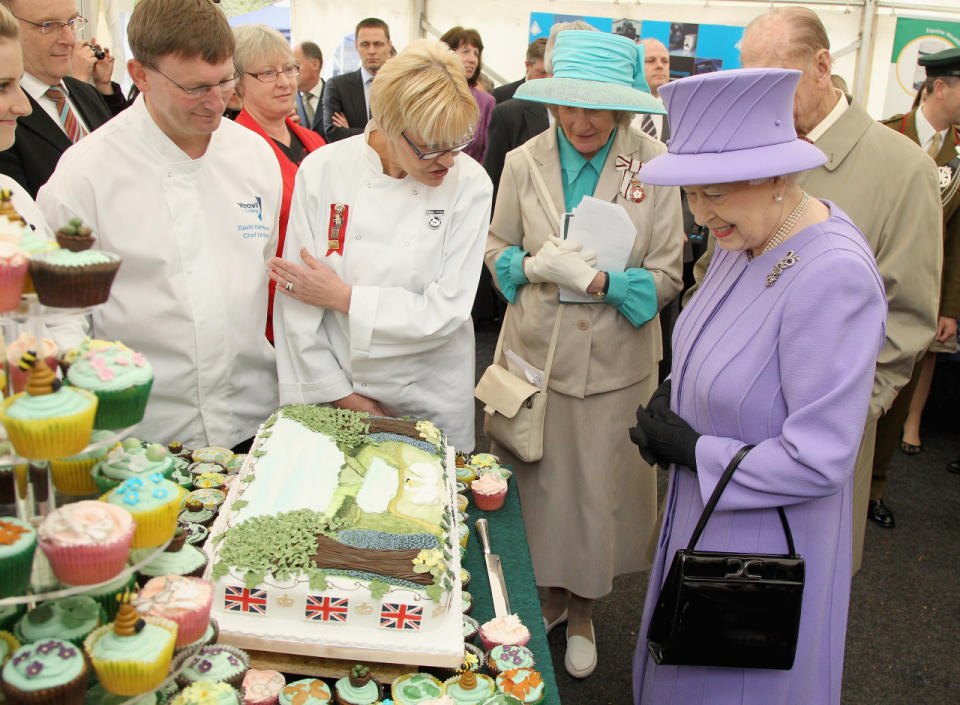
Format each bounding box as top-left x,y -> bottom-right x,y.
514,30 -> 665,114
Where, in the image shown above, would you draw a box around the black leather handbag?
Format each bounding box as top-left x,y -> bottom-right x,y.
647,445 -> 805,670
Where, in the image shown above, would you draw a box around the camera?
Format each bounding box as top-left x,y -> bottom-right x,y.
85,42 -> 105,60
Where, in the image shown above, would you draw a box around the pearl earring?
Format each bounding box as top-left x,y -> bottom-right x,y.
774,194 -> 783,202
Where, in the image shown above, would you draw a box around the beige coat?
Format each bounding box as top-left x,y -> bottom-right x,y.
691,98 -> 942,419
486,126 -> 684,397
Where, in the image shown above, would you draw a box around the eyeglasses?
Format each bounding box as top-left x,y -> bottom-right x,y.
15,15 -> 87,34
245,64 -> 300,83
147,63 -> 240,98
401,132 -> 473,160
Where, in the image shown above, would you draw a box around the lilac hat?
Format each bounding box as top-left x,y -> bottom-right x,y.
638,68 -> 826,186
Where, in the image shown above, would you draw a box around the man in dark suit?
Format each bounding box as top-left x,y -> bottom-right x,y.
632,38 -> 671,141
293,41 -> 324,134
483,99 -> 548,200
0,0 -> 117,197
492,37 -> 547,104
320,17 -> 391,142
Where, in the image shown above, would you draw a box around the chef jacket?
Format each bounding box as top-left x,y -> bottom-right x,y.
274,124 -> 493,451
37,96 -> 282,448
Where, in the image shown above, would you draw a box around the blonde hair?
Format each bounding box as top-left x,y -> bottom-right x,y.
0,4 -> 18,41
233,24 -> 293,76
371,39 -> 478,146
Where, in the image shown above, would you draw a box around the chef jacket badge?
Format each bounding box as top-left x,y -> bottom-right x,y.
327,204 -> 349,256
426,210 -> 444,230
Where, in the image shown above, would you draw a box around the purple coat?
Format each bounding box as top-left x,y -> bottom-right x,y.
633,204 -> 886,705
466,85 -> 494,164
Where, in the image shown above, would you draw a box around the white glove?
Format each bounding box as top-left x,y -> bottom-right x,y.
525,236 -> 599,292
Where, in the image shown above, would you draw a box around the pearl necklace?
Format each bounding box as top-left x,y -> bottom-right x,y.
756,191 -> 809,257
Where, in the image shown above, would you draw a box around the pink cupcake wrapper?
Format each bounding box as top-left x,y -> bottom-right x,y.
38,522 -> 134,585
159,588 -> 213,648
0,260 -> 27,313
479,630 -> 531,652
471,487 -> 508,511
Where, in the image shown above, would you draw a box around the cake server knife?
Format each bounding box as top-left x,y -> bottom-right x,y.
476,518 -> 511,617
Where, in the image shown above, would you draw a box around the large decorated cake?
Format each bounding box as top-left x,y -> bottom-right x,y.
203,405 -> 463,666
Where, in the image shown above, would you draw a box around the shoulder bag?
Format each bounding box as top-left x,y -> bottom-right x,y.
647,445 -> 805,669
474,142 -> 565,464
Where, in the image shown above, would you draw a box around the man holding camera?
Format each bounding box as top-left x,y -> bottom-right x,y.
0,0 -> 125,197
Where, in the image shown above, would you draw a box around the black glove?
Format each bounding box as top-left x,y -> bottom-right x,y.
629,403 -> 700,471
646,379 -> 672,421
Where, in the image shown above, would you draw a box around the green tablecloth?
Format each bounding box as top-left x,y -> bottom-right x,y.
462,480 -> 561,705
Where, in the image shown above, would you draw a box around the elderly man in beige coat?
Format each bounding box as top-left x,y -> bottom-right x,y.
688,7 -> 942,572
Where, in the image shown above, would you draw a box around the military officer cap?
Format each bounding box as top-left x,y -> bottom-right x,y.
920,46 -> 960,78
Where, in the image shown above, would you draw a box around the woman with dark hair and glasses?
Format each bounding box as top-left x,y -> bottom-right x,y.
270,39 -> 492,452
233,24 -> 325,343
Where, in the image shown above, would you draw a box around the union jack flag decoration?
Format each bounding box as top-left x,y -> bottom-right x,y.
379,602 -> 422,630
224,586 -> 267,615
305,595 -> 349,622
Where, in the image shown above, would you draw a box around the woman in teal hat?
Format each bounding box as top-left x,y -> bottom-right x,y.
483,28 -> 684,678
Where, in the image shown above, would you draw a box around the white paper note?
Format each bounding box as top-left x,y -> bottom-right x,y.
560,196 -> 636,303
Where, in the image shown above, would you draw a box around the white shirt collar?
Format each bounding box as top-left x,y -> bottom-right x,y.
360,66 -> 374,85
804,90 -> 848,143
21,72 -> 66,102
915,104 -> 945,153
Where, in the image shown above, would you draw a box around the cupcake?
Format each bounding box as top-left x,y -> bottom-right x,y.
477,616 -> 530,653
0,242 -> 28,312
242,669 -> 285,705
479,696 -> 522,705
493,670 -> 543,705
470,475 -> 507,512
461,591 -> 473,616
458,523 -> 469,549
187,461 -> 226,479
74,572 -> 138,622
191,447 -> 233,465
134,576 -> 213,648
84,595 -> 178,696
280,678 -> 331,705
28,248 -> 121,307
0,516 -> 37,598
462,644 -> 486,674
391,672 -> 444,705
485,646 -> 535,678
15,596 -> 104,646
170,464 -> 194,491
55,218 -> 95,252
226,454 -> 247,474
175,645 -> 249,690
92,439 -> 176,492
65,344 -> 153,429
171,681 -> 242,705
178,499 -> 216,527
333,665 -> 381,705
104,473 -> 183,549
463,615 -> 479,643
0,638 -> 88,705
442,671 -> 495,705
5,334 -> 58,394
460,569 -> 471,590
456,495 -> 469,513
49,428 -> 114,496
37,500 -> 134,585
455,464 -> 477,485
193,473 -> 224,490
60,338 -> 130,377
179,522 -> 209,546
167,442 -> 194,463
467,454 -> 499,470
186,489 -> 227,511
0,630 -> 20,664
0,357 -> 97,460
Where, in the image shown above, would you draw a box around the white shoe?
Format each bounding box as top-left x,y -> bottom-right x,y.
564,622 -> 597,678
543,608 -> 568,636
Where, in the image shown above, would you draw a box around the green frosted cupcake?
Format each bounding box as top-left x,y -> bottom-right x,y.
91,438 -> 175,493
131,528 -> 207,579
391,672 -> 443,705
334,665 -> 381,705
280,678 -> 331,705
171,681 -> 241,705
70,572 -> 138,622
28,248 -> 121,308
174,645 -> 249,690
65,344 -> 153,429
0,516 -> 36,598
49,428 -> 115,496
1,638 -> 89,705
104,473 -> 183,549
15,596 -> 105,646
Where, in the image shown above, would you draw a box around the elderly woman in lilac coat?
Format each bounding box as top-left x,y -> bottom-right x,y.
628,69 -> 887,705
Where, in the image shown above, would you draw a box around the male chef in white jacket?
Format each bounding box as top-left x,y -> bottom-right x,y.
37,0 -> 282,450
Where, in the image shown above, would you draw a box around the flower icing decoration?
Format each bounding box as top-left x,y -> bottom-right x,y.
153,487 -> 168,499
498,669 -> 542,700
124,492 -> 139,505
0,519 -> 28,545
195,658 -> 213,674
25,660 -> 43,676
35,641 -> 58,656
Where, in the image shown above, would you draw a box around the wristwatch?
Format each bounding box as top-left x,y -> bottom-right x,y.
592,272 -> 610,300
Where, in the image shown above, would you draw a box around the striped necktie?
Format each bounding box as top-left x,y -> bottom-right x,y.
640,113 -> 657,138
45,85 -> 88,143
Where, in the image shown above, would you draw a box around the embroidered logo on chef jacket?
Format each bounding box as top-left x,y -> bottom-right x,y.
237,196 -> 263,221
426,209 -> 444,230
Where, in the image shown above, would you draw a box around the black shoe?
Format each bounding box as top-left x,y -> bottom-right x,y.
948,459 -> 960,475
867,499 -> 895,528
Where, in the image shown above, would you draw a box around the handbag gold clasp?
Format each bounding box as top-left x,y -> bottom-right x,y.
724,558 -> 764,579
